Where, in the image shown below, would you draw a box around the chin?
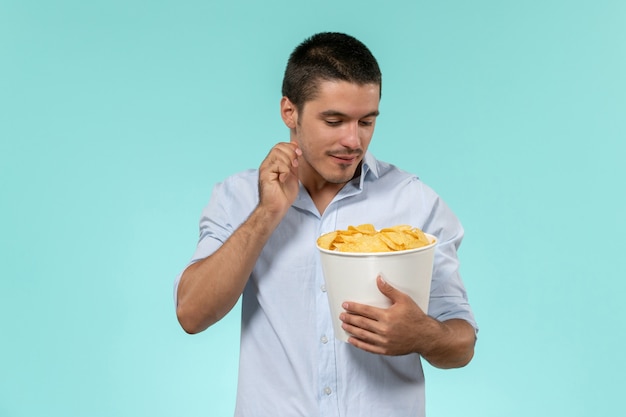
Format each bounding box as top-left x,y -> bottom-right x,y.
325,170 -> 358,184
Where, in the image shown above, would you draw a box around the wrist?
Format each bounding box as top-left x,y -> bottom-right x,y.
420,319 -> 476,369
248,204 -> 285,234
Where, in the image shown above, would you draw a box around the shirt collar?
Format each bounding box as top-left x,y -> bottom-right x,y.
336,151 -> 379,198
352,151 -> 379,191
361,151 -> 379,181
294,152 -> 380,211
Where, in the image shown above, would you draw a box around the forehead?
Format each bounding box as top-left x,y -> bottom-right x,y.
302,80 -> 380,116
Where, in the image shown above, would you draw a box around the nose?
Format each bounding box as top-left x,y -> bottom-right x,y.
340,121 -> 361,149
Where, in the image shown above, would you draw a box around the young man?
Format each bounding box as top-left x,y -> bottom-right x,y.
175,32 -> 477,416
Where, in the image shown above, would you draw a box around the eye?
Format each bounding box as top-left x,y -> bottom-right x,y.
325,120 -> 342,126
359,119 -> 374,127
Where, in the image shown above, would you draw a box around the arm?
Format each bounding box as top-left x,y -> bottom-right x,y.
340,276 -> 476,368
176,143 -> 302,334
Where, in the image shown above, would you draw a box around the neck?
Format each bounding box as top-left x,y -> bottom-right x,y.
299,163 -> 362,215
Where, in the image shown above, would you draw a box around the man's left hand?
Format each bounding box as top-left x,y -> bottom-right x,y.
339,276 -> 476,367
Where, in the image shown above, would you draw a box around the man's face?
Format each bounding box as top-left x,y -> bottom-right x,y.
282,80 -> 380,189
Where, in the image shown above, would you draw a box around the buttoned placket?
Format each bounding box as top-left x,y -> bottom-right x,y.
317,204 -> 339,416
295,177 -> 366,416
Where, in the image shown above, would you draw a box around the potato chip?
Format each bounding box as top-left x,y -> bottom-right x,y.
317,224 -> 432,253
316,231 -> 338,250
347,224 -> 376,234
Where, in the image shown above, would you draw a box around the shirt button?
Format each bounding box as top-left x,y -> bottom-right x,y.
320,335 -> 328,344
324,387 -> 332,395
320,284 -> 327,292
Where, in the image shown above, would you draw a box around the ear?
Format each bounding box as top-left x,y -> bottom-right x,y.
280,96 -> 298,129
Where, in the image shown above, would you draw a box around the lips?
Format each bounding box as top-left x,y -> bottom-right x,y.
334,155 -> 356,162
329,152 -> 362,164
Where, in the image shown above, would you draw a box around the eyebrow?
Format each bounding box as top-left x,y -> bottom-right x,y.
320,110 -> 380,118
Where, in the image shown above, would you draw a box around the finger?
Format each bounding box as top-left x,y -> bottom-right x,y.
262,144 -> 300,182
341,321 -> 392,355
376,275 -> 411,304
339,313 -> 377,342
339,310 -> 383,335
376,275 -> 399,301
346,335 -> 386,355
271,142 -> 301,165
342,301 -> 382,321
292,146 -> 302,166
263,143 -> 299,166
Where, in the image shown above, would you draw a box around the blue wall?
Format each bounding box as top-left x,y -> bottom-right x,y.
1,1 -> 625,416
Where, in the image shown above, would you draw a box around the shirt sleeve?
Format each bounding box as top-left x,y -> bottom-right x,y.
172,174 -> 256,307
420,184 -> 478,333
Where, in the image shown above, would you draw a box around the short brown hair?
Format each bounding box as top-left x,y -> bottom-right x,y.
281,32 -> 382,111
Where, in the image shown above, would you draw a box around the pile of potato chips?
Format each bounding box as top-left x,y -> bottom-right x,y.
317,224 -> 432,253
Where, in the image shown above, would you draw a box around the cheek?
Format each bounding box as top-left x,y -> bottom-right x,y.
360,129 -> 375,148
298,124 -> 329,148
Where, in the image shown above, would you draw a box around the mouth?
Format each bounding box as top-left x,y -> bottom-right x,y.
328,152 -> 362,165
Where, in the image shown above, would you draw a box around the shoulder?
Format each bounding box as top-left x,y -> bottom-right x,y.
365,153 -> 461,232
365,152 -> 425,191
212,169 -> 259,202
202,169 -> 259,222
218,168 -> 259,187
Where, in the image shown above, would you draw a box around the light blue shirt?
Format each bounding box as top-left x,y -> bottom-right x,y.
174,152 -> 477,417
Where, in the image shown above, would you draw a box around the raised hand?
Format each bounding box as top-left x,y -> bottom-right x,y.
257,142 -> 302,219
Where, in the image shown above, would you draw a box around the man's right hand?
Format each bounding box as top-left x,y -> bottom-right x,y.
177,142 -> 302,334
257,142 -> 302,219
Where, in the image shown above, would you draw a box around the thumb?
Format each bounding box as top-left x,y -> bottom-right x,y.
376,275 -> 401,303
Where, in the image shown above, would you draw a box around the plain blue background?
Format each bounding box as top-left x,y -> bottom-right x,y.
1,1 -> 625,416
